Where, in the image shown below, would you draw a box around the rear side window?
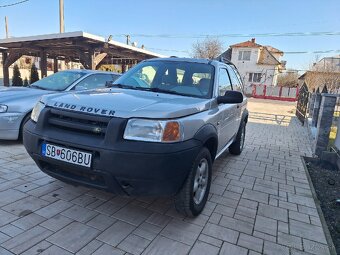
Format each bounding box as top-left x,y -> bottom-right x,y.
227,66 -> 243,92
218,68 -> 232,96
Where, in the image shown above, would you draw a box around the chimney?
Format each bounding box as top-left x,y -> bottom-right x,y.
251,38 -> 255,43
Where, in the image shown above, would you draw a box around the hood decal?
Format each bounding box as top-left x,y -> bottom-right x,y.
52,101 -> 115,116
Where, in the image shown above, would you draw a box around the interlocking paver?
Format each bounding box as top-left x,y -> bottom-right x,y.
202,223 -> 239,243
289,219 -> 328,244
258,203 -> 288,222
2,226 -> 52,254
142,236 -> 190,255
237,233 -> 263,253
220,242 -> 248,255
47,222 -> 100,253
96,220 -> 135,246
0,99 -> 332,254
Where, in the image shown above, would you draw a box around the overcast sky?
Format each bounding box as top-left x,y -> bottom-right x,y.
0,0 -> 339,71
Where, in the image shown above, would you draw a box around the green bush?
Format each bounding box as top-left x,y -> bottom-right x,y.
30,64 -> 39,84
12,64 -> 23,86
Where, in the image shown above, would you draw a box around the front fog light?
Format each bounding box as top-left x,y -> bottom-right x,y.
31,101 -> 45,122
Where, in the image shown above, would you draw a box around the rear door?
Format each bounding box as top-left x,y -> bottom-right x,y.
226,65 -> 244,128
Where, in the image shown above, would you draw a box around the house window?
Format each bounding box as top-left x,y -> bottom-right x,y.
249,73 -> 262,83
238,51 -> 251,61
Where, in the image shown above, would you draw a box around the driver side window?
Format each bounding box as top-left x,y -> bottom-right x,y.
218,69 -> 232,96
74,74 -> 113,90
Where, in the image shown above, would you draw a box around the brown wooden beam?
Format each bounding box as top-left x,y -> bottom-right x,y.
40,50 -> 47,77
2,52 -> 9,86
53,57 -> 58,73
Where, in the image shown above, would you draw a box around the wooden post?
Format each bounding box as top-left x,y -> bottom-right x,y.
40,51 -> 47,78
53,58 -> 58,73
5,16 -> 9,38
2,52 -> 9,86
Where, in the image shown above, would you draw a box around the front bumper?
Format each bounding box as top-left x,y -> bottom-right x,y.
0,113 -> 24,140
23,118 -> 202,196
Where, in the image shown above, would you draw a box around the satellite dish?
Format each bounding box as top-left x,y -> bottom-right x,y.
132,42 -> 138,47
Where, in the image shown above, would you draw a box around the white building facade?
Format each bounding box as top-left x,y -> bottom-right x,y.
220,39 -> 285,87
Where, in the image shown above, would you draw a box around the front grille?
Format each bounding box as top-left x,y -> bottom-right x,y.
48,108 -> 111,136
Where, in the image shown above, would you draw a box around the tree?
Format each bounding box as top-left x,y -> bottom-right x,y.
30,64 -> 39,84
191,38 -> 223,59
277,71 -> 299,87
23,77 -> 29,86
302,59 -> 340,92
12,64 -> 23,86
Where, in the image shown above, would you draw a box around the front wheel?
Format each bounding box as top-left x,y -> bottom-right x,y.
175,147 -> 212,217
229,121 -> 246,155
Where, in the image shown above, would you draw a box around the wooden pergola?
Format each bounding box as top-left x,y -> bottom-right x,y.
0,31 -> 166,86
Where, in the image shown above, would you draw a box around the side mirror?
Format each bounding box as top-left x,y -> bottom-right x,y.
217,90 -> 243,104
105,81 -> 114,87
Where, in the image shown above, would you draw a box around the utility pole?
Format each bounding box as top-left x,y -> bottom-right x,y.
125,35 -> 130,45
5,16 -> 9,38
59,0 -> 64,33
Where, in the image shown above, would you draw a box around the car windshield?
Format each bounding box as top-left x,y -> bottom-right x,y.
30,71 -> 86,91
114,61 -> 214,98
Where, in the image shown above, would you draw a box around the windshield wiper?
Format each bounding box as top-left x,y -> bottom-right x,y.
106,83 -> 138,90
140,87 -> 187,96
29,85 -> 49,90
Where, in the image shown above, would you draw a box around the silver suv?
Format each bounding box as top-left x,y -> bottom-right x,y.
23,58 -> 248,216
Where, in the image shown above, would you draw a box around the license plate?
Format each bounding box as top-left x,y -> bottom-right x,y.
41,143 -> 92,168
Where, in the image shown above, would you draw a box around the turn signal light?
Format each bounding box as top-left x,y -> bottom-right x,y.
162,121 -> 181,142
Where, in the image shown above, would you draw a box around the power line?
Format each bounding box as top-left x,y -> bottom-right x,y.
0,0 -> 29,8
112,31 -> 340,39
146,47 -> 340,55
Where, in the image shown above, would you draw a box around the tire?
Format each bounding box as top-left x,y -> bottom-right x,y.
175,147 -> 212,217
229,121 -> 246,155
18,113 -> 31,141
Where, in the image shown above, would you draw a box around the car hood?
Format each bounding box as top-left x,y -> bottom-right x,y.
44,88 -> 211,119
0,86 -> 53,102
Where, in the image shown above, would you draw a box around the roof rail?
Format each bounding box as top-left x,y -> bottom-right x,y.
215,56 -> 236,67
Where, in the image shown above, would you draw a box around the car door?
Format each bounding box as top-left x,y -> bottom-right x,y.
226,65 -> 244,128
216,68 -> 238,152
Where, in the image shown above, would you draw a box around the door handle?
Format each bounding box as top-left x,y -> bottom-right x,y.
217,121 -> 220,126
237,105 -> 240,109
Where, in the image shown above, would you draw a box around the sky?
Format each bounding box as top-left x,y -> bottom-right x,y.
0,0 -> 339,72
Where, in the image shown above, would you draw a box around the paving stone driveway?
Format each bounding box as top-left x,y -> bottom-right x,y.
0,99 -> 332,255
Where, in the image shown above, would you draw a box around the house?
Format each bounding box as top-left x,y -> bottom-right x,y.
299,55 -> 340,92
219,38 -> 286,86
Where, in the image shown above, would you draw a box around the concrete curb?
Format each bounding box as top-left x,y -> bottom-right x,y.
301,156 -> 337,255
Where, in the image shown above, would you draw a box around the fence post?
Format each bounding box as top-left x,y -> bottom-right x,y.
311,93 -> 322,127
314,94 -> 337,157
308,93 -> 316,118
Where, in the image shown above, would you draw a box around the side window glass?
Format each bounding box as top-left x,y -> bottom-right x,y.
227,66 -> 242,92
75,74 -> 113,90
218,68 -> 232,96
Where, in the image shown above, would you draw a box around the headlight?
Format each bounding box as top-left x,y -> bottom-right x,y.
0,104 -> 8,113
31,101 -> 45,122
124,119 -> 183,143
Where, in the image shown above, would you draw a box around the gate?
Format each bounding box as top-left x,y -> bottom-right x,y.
295,83 -> 309,125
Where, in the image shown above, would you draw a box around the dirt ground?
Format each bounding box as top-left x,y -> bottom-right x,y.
247,98 -> 297,116
305,158 -> 340,255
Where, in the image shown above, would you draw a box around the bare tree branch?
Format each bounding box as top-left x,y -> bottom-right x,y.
191,38 -> 223,59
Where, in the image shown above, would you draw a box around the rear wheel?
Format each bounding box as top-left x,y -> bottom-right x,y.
229,121 -> 246,155
175,147 -> 212,217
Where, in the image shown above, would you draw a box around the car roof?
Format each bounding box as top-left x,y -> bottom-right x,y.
62,69 -> 121,75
